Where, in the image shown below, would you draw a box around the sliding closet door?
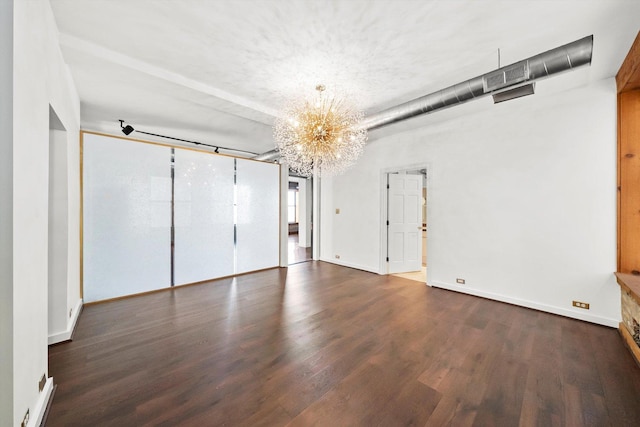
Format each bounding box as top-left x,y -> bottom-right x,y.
174,150 -> 235,285
83,133 -> 281,302
236,159 -> 280,273
83,134 -> 172,302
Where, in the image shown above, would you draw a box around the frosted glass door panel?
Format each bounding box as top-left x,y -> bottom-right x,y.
236,159 -> 280,273
174,150 -> 235,285
83,133 -> 172,302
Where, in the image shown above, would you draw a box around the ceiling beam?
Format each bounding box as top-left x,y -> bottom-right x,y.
58,33 -> 279,124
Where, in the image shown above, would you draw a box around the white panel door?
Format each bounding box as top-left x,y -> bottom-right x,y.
174,150 -> 235,285
83,133 -> 172,302
236,159 -> 280,274
388,173 -> 422,273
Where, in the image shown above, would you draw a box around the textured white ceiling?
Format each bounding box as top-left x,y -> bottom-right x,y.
50,0 -> 640,154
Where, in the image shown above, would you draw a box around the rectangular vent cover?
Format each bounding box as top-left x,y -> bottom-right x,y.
483,62 -> 530,92
492,83 -> 535,104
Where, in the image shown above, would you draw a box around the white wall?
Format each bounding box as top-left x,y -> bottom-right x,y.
10,1 -> 81,425
47,117 -> 82,345
48,128 -> 69,336
0,0 -> 14,423
321,78 -> 619,327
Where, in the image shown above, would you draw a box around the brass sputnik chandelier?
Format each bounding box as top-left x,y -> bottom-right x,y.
274,84 -> 367,177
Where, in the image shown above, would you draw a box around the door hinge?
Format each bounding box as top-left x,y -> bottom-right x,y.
387,184 -> 390,189
386,257 -> 389,262
386,220 -> 389,226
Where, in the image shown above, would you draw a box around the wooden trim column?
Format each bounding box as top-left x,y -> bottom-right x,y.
618,31 -> 640,273
619,90 -> 640,273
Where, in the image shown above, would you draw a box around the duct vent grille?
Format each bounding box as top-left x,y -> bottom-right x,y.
485,73 -> 505,91
505,64 -> 527,82
492,83 -> 535,104
483,62 -> 530,92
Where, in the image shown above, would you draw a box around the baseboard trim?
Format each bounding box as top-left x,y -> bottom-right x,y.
319,257 -> 379,274
28,377 -> 53,427
38,384 -> 56,427
430,280 -> 619,328
84,266 -> 282,305
48,298 -> 83,345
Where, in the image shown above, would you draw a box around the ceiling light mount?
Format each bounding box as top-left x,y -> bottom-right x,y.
119,119 -> 134,135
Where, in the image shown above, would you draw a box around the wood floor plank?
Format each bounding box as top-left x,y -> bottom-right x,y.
46,262 -> 640,426
563,383 -> 586,427
561,320 -> 606,397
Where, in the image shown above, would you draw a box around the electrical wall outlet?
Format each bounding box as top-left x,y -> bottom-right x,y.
335,208 -> 340,214
335,255 -> 340,259
456,278 -> 465,284
69,308 -> 73,318
572,300 -> 590,310
39,373 -> 46,392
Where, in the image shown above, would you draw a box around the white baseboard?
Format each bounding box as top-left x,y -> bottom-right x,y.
48,298 -> 83,345
28,377 -> 53,427
430,281 -> 619,328
319,257 -> 379,274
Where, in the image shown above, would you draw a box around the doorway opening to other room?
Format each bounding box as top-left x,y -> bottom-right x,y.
382,168 -> 427,283
288,176 -> 313,264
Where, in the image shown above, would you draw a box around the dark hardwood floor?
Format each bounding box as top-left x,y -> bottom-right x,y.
48,262 -> 640,426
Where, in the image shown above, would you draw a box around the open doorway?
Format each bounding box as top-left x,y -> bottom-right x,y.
288,176 -> 312,264
383,168 -> 427,282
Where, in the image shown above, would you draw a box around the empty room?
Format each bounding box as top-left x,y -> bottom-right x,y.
3,1 -> 640,426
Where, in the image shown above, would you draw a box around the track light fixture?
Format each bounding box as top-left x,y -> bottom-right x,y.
116,120 -> 259,156
119,120 -> 134,135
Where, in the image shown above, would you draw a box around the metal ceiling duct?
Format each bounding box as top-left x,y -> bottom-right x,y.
360,35 -> 593,130
255,35 -> 593,161
253,148 -> 281,161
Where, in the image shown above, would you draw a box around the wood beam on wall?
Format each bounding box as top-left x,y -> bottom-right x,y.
619,90 -> 640,273
618,30 -> 640,273
617,31 -> 640,93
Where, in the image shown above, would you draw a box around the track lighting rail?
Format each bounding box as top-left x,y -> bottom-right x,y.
118,120 -> 259,156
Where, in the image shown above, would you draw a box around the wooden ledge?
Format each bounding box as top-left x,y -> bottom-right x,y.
615,272 -> 640,306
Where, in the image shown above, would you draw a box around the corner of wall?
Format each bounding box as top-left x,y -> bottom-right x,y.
430,280 -> 620,328
12,0 -> 82,425
48,298 -> 83,345
26,377 -> 53,427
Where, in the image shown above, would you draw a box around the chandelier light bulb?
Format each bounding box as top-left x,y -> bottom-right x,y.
273,84 -> 367,177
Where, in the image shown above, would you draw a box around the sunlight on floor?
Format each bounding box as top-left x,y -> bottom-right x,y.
288,233 -> 312,265
392,266 -> 427,283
